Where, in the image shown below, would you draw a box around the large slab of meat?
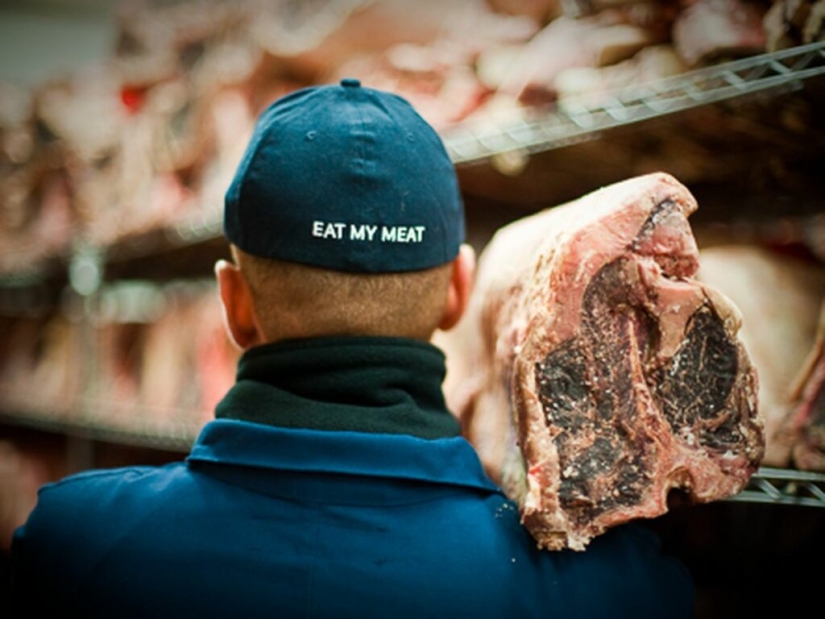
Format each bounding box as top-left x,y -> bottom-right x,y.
438,172 -> 763,551
696,245 -> 825,468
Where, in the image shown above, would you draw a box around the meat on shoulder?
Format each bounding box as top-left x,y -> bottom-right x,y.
437,172 -> 764,551
696,245 -> 825,469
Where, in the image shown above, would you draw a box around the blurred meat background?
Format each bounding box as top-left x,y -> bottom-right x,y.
0,1 -> 824,616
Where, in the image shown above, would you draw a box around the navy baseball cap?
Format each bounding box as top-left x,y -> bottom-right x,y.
224,78 -> 465,273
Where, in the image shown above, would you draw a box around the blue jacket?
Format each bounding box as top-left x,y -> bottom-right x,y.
11,337 -> 694,618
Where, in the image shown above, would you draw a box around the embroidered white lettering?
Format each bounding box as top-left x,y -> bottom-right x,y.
350,224 -> 366,241
322,222 -> 346,239
380,225 -> 427,243
317,222 -> 426,243
381,226 -> 396,242
349,224 -> 379,241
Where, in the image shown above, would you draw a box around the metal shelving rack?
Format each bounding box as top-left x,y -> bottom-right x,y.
3,43 -> 824,287
732,466 -> 825,508
3,394 -> 824,507
442,42 -> 825,166
0,406 -> 200,453
2,45 -> 825,499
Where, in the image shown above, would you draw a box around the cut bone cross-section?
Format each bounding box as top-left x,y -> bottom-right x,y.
438,172 -> 764,551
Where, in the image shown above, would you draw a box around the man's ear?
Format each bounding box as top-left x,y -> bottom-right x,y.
215,259 -> 265,351
439,244 -> 476,332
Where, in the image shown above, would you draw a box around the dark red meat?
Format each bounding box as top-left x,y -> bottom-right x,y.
438,172 -> 764,550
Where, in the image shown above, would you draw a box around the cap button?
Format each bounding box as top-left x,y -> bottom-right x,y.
340,78 -> 361,88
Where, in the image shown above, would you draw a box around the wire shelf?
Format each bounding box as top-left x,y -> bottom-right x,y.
2,399 -> 823,507
730,466 -> 825,508
0,409 -> 199,452
443,42 -> 825,166
3,44 -> 825,291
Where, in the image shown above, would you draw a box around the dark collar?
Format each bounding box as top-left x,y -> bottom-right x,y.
215,336 -> 461,439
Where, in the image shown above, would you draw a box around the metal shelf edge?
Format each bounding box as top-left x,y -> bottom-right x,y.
2,408 -> 824,509
443,42 -> 825,166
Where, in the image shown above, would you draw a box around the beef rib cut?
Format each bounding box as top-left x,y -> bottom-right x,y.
439,172 -> 764,550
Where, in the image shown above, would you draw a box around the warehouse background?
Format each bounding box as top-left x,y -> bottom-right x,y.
1,0 -> 824,616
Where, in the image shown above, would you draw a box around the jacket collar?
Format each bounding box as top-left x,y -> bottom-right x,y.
214,336 -> 462,439
187,419 -> 499,494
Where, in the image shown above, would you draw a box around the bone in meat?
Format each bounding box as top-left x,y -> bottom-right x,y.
696,245 -> 825,468
438,172 -> 763,551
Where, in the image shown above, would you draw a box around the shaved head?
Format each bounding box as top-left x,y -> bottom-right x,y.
231,246 -> 453,343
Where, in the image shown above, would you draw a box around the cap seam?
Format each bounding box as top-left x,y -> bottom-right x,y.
235,115 -> 277,250
354,90 -> 368,207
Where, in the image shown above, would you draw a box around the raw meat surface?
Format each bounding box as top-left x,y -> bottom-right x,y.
672,0 -> 767,66
788,303 -> 825,471
438,172 -> 763,550
696,246 -> 825,467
